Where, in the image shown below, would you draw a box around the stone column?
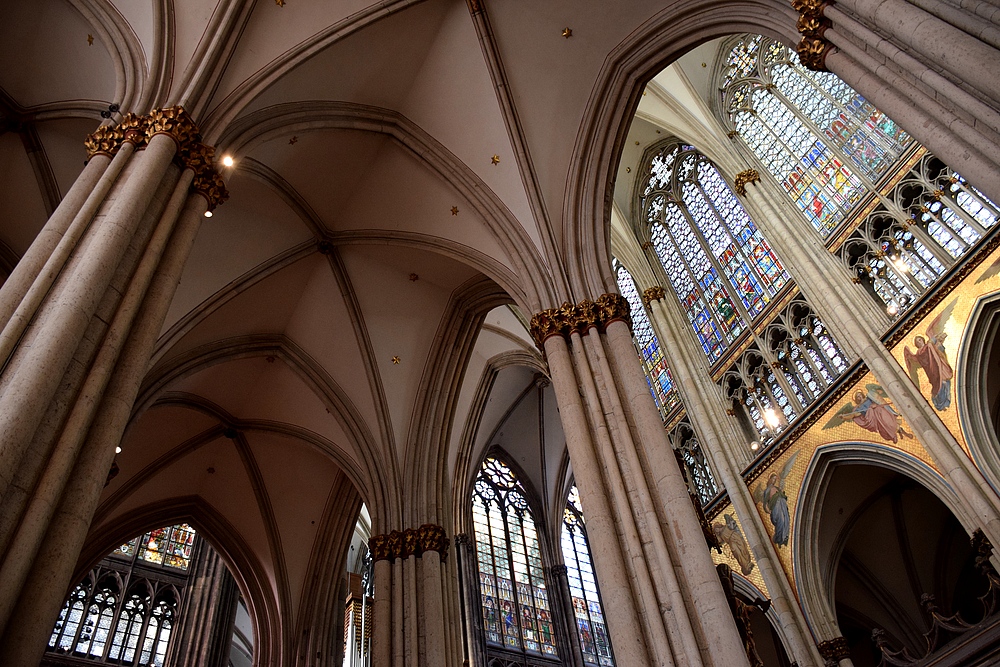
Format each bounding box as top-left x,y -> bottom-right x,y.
372,550 -> 393,667
0,107 -> 228,665
454,533 -> 484,667
834,0 -> 1000,105
639,286 -> 825,667
533,297 -> 751,667
417,524 -> 449,666
549,563 -> 586,667
166,537 -> 240,667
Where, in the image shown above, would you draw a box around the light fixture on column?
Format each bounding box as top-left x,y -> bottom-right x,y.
763,408 -> 780,430
222,155 -> 235,167
750,440 -> 760,451
204,210 -> 213,218
886,301 -> 900,316
115,446 -> 122,454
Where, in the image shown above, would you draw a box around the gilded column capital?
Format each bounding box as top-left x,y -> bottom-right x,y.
529,293 -> 633,348
454,532 -> 472,547
816,636 -> 850,664
791,0 -> 832,72
84,124 -> 120,158
641,285 -> 666,306
146,106 -> 200,147
179,142 -> 230,210
733,169 -> 761,197
417,523 -> 450,559
369,533 -> 392,562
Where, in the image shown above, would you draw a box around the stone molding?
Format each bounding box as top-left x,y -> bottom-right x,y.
548,564 -> 568,576
641,285 -> 666,307
791,0 -> 832,71
84,106 -> 229,210
733,168 -> 761,197
368,524 -> 450,562
529,293 -> 631,348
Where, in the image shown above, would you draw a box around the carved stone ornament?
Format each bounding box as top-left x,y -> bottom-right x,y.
83,107 -> 230,210
417,523 -> 450,558
454,533 -> 472,547
368,524 -> 450,562
369,533 -> 392,561
733,168 -> 761,197
796,37 -> 832,72
529,293 -> 633,348
641,285 -> 666,306
817,636 -> 850,664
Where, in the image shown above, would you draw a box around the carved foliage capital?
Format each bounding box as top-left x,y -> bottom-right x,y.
796,37 -> 832,72
529,293 -> 633,348
368,524 -> 450,562
641,285 -> 666,306
734,168 -> 761,197
817,636 -> 850,661
147,106 -> 200,147
84,125 -> 120,158
180,142 -> 230,210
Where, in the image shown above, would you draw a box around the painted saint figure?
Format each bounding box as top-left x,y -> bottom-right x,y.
752,452 -> 798,547
904,299 -> 956,410
824,384 -> 914,443
712,513 -> 755,575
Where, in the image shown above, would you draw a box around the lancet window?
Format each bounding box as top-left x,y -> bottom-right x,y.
640,140 -> 848,447
613,259 -> 679,418
47,524 -> 193,665
721,34 -> 1000,321
561,485 -> 614,666
472,456 -> 557,657
721,34 -> 911,236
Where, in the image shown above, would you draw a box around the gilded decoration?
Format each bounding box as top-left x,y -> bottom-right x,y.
641,285 -> 666,306
738,369 -> 937,592
733,169 -> 760,197
368,524 -> 450,562
817,636 -> 850,663
83,107 -> 230,210
888,237 -> 1000,459
529,294 -> 633,348
796,37 -> 831,72
790,0 -> 831,72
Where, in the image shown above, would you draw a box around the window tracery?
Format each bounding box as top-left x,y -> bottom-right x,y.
472,457 -> 557,657
48,525 -> 192,665
669,420 -> 720,505
561,485 -> 614,666
721,35 -> 911,236
613,260 -> 679,418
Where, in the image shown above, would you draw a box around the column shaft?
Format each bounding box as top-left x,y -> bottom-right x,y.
420,551 -> 445,665
373,558 -> 393,667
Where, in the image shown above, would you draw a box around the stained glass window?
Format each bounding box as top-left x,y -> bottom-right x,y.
472,457 -> 557,656
722,35 -> 911,235
643,143 -> 790,363
670,421 -> 719,505
115,523 -> 196,570
561,486 -> 614,666
613,260 -> 679,418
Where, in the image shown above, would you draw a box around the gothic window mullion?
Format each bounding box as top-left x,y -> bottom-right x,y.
500,508 -> 526,653
755,337 -> 805,413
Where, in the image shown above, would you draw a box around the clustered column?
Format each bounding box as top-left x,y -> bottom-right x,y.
0,107 -> 228,665
531,295 -> 750,667
368,524 -> 450,667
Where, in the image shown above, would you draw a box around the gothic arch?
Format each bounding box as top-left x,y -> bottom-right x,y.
958,290 -> 1000,495
791,442 -> 973,639
562,0 -> 798,300
77,497 -> 281,667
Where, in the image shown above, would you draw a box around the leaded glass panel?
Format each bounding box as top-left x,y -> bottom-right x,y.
472,457 -> 557,656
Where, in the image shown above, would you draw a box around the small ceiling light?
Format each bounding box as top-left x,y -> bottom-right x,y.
204,210 -> 213,218
892,257 -> 909,273
887,302 -> 899,316
750,440 -> 760,451
115,446 -> 122,454
763,408 -> 780,429
222,155 -> 235,167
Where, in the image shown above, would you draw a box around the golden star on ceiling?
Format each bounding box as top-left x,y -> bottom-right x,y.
391,356 -> 401,364
408,273 -> 419,282
275,0 -> 285,5
451,206 -> 459,216
87,34 -> 94,46
491,154 -> 500,165
562,28 -> 572,38
288,136 -> 298,145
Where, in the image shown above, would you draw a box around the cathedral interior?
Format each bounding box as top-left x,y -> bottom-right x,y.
2,1 -> 1000,666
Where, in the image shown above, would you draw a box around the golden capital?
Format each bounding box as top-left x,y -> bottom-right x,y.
796,37 -> 831,72
146,106 -> 200,147
180,142 -> 230,210
790,0 -> 827,15
641,285 -> 666,306
733,168 -> 761,196
530,293 -> 633,348
84,124 -> 120,158
417,523 -> 449,556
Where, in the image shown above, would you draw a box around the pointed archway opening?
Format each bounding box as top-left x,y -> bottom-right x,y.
818,464 -> 989,666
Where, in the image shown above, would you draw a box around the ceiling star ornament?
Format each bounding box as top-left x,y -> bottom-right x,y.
275,0 -> 285,5
288,136 -> 298,145
490,154 -> 500,165
392,356 -> 401,364
561,27 -> 572,38
408,273 -> 419,282
451,206 -> 459,216
87,34 -> 94,46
